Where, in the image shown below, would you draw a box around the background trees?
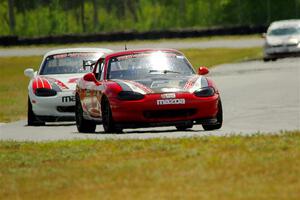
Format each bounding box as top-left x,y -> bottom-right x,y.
0,0 -> 299,37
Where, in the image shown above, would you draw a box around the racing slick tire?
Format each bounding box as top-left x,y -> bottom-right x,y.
101,97 -> 122,133
27,97 -> 45,126
202,99 -> 223,131
75,94 -> 96,133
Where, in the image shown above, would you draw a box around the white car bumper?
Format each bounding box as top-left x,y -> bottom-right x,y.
29,90 -> 76,120
264,44 -> 300,57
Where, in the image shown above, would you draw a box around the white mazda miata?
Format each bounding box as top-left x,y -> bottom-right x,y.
24,48 -> 112,126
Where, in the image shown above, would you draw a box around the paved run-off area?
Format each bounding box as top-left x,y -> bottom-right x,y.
1,57 -> 299,141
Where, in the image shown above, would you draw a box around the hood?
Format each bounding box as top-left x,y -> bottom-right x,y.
33,74 -> 83,91
266,35 -> 300,46
113,75 -> 208,94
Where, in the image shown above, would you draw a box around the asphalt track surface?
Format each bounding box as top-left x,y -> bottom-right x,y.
1,57 -> 299,141
0,38 -> 263,57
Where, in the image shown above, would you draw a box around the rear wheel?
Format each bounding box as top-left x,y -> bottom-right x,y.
75,94 -> 96,133
202,99 -> 223,131
27,97 -> 45,126
101,97 -> 122,133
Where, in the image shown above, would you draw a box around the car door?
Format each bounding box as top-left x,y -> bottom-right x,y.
86,58 -> 105,118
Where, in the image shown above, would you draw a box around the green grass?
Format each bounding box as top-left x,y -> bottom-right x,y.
182,47 -> 262,67
0,130 -> 299,199
0,47 -> 262,122
0,56 -> 41,122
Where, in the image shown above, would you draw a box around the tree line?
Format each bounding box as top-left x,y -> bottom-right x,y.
1,0 -> 299,37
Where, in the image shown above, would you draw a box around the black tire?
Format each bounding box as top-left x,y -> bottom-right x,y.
27,97 -> 45,126
263,57 -> 270,62
75,94 -> 96,133
176,124 -> 193,131
271,58 -> 277,61
202,99 -> 223,131
101,97 -> 122,133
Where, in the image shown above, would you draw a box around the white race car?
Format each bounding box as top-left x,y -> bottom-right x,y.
263,19 -> 300,61
24,48 -> 113,126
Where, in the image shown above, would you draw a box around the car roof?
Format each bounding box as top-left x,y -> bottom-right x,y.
44,48 -> 113,58
268,19 -> 300,30
103,48 -> 183,59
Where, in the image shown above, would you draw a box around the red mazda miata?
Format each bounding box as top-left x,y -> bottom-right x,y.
75,49 -> 222,133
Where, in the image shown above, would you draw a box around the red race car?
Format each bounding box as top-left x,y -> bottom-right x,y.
75,49 -> 222,133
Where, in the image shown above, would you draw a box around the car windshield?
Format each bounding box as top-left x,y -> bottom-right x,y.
268,27 -> 300,36
107,51 -> 195,80
40,52 -> 101,75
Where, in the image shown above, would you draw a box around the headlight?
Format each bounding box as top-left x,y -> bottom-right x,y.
117,91 -> 144,100
35,88 -> 57,96
194,87 -> 215,97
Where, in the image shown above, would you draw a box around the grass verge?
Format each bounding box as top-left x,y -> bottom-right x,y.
0,47 -> 262,122
0,130 -> 299,199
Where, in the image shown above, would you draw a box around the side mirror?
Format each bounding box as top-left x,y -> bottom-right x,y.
24,68 -> 35,78
83,60 -> 96,71
83,73 -> 101,86
262,33 -> 266,38
198,66 -> 209,75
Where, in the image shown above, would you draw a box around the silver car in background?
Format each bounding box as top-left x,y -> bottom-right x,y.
263,19 -> 300,61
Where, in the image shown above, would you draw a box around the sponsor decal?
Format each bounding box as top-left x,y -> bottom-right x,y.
53,53 -> 95,59
157,98 -> 185,105
62,96 -> 75,103
161,93 -> 176,99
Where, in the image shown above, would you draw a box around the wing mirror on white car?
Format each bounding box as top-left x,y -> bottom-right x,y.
24,68 -> 36,78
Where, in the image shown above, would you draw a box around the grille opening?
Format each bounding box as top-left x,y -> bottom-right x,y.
57,106 -> 75,113
144,109 -> 197,119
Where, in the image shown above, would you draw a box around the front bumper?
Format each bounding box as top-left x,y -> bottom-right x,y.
29,90 -> 76,120
264,44 -> 300,58
110,92 -> 220,125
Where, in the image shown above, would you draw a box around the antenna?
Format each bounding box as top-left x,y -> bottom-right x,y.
125,44 -> 127,50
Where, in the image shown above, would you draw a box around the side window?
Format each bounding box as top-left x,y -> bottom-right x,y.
99,60 -> 105,81
96,58 -> 104,80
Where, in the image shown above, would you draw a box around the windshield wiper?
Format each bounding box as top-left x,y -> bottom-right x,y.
149,69 -> 180,74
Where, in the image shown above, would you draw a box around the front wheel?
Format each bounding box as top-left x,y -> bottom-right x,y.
202,99 -> 223,131
101,97 -> 122,133
27,97 -> 45,126
75,94 -> 96,133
